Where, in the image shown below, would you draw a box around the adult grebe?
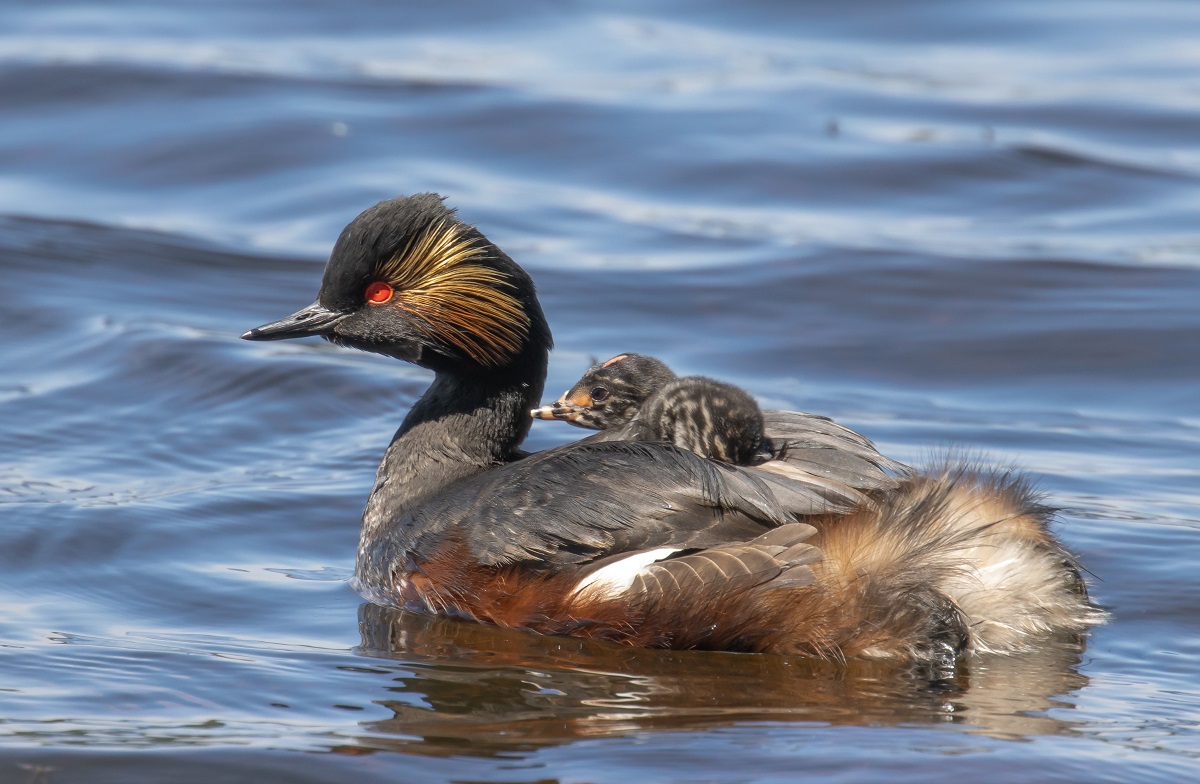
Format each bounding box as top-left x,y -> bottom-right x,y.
532,353 -> 768,465
243,194 -> 1102,663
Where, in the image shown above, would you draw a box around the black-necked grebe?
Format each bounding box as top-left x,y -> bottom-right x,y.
243,193 -> 1102,663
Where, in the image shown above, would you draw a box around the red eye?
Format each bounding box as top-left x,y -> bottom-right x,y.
364,281 -> 393,304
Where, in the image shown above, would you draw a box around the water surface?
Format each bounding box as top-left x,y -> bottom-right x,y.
3,1 -> 1200,781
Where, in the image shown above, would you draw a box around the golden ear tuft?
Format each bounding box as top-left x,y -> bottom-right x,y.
375,220 -> 530,366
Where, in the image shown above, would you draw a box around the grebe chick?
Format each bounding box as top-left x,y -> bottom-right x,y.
243,194 -> 1103,664
532,353 -> 766,465
536,353 -> 904,493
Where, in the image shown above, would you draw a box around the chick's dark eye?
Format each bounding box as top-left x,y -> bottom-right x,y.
590,386 -> 609,403
364,281 -> 394,304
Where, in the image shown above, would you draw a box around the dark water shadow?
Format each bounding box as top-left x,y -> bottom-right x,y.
341,603 -> 1093,758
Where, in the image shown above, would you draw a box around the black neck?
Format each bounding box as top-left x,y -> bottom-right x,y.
360,349 -> 547,538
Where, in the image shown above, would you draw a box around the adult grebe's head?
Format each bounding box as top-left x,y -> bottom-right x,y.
243,193 -> 552,377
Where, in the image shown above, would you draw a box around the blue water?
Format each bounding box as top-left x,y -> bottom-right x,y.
3,1 -> 1200,781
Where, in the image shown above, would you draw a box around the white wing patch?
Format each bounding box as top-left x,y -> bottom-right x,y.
571,548 -> 681,601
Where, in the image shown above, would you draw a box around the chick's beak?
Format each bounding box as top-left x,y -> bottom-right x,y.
242,302 -> 347,341
530,401 -> 580,421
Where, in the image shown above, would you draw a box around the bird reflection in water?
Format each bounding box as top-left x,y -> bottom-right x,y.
333,603 -> 1092,758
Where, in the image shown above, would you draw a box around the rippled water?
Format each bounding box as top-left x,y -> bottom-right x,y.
3,1 -> 1200,781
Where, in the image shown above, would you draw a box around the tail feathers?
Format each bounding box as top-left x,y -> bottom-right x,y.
807,464 -> 1104,657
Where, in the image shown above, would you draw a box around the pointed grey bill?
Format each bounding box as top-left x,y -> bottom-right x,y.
241,302 -> 347,341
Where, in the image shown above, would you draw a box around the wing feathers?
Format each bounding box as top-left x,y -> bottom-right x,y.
761,409 -> 906,492
628,523 -> 819,599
